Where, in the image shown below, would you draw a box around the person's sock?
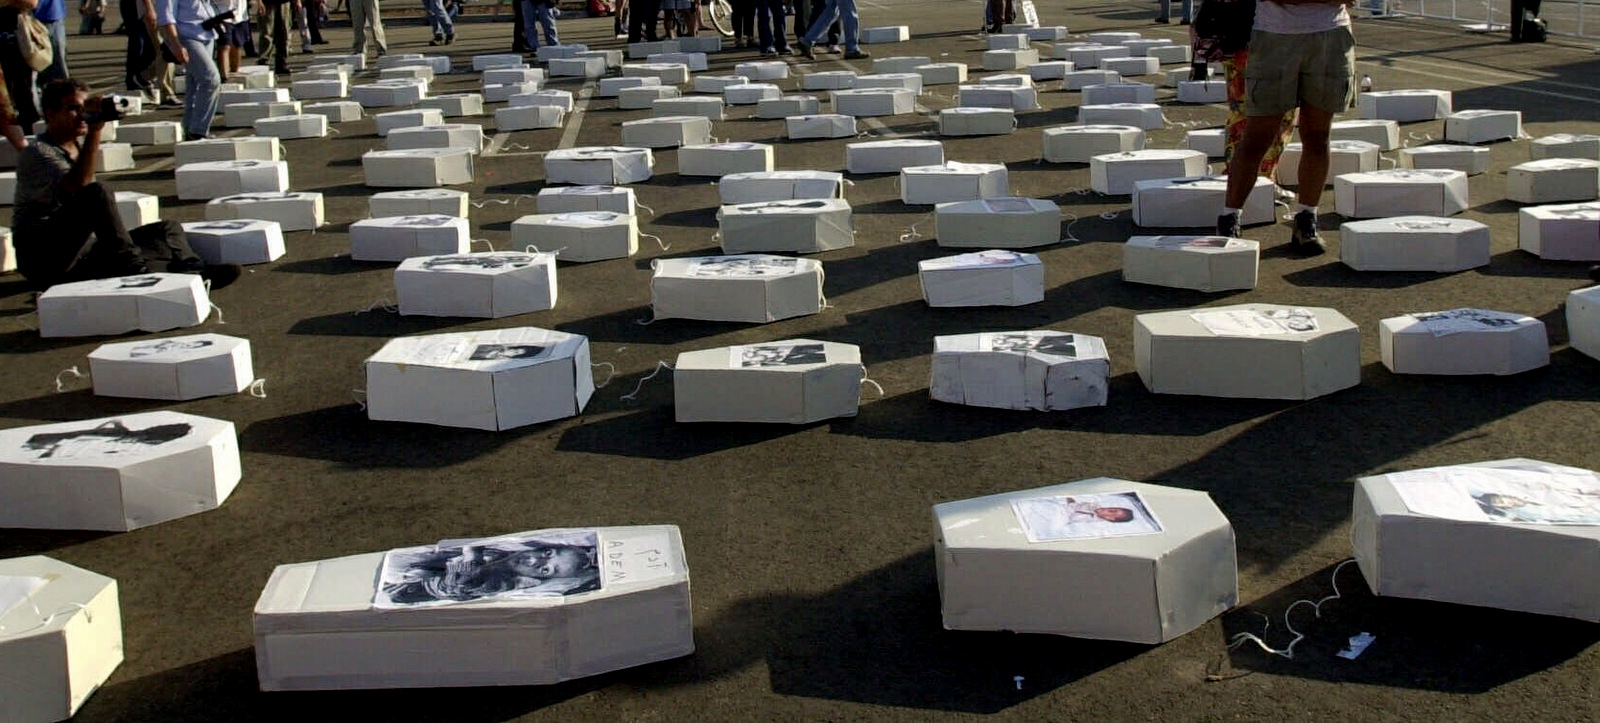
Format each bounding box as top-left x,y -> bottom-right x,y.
1221,207 -> 1241,217
1294,203 -> 1318,216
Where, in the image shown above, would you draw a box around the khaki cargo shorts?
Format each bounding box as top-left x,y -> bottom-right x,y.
1244,27 -> 1358,116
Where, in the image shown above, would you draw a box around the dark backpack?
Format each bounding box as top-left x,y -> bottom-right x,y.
1192,0 -> 1256,61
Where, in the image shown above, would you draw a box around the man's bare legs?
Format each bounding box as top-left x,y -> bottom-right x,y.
1224,112 -> 1291,209
1220,104 -> 1334,254
1291,104 -> 1336,207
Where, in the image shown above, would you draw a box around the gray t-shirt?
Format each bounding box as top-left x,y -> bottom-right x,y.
1255,1 -> 1352,33
13,133 -> 75,234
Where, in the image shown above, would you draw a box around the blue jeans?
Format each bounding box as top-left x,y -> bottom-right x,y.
39,19 -> 68,84
520,1 -> 559,47
1158,0 -> 1194,22
424,0 -> 454,35
802,0 -> 857,51
179,36 -> 220,138
755,0 -> 787,51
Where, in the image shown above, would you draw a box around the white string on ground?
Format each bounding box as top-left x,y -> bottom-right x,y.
590,362 -> 617,388
358,297 -> 397,314
1380,156 -> 1398,169
1404,131 -> 1434,147
54,366 -> 87,393
470,198 -> 512,208
619,360 -> 674,401
634,307 -> 657,325
636,201 -> 657,216
860,376 -> 885,396
472,237 -> 496,251
209,302 -> 226,325
248,379 -> 267,398
1226,559 -> 1359,660
640,232 -> 670,251
351,389 -> 368,411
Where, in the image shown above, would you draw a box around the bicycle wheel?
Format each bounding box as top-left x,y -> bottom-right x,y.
704,0 -> 733,36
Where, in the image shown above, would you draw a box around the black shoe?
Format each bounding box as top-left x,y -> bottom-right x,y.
1289,209 -> 1327,255
1588,265 -> 1600,283
1154,16 -> 1170,23
183,133 -> 207,141
200,263 -> 244,290
1216,212 -> 1241,238
797,40 -> 815,59
429,35 -> 444,46
843,49 -> 870,60
444,34 -> 455,45
274,65 -> 292,76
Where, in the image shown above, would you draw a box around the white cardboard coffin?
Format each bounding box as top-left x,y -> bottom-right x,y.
1134,303 -> 1360,399
874,56 -> 933,74
1065,45 -> 1128,68
1518,201 -> 1600,260
900,162 -> 1009,205
95,143 -> 135,172
182,219 -> 286,265
483,82 -> 541,104
291,78 -> 348,100
224,100 -> 302,128
1397,144 -> 1492,176
115,121 -> 181,146
717,170 -> 844,204
756,95 -> 821,119
678,142 -> 775,177
495,105 -> 566,131
675,340 -> 863,423
787,114 -> 856,140
1443,109 -> 1521,144
856,73 -> 923,95
1078,103 -> 1165,131
650,255 -> 823,323
1333,169 -> 1470,218
417,93 -> 485,117
375,53 -> 424,69
303,100 -> 363,123
387,124 -> 487,154
987,33 -> 1029,51
650,96 -> 724,120
548,56 -> 607,78
599,76 -> 661,97
218,87 -> 289,107
1123,235 -> 1259,292
1088,31 -> 1141,43
982,48 -> 1039,71
1358,89 -> 1452,122
620,116 -> 712,149
647,52 -> 708,71
394,251 -> 558,318
536,185 -> 636,215
1329,118 -> 1401,150
957,84 -> 1038,110
860,26 -> 910,43
801,70 -> 857,90
175,159 -> 290,200
350,215 -> 471,262
1132,176 -> 1276,227
511,212 -> 638,263
1379,309 -> 1548,375
362,148 -> 475,188
936,197 -> 1060,248
175,136 -> 281,165
623,62 -> 692,84
544,147 -> 653,185
1027,26 -> 1069,41
692,74 -> 747,94
1064,69 -> 1122,91
114,191 -> 158,230
234,66 -> 276,88
472,53 -> 526,71
930,331 -> 1110,411
724,83 -> 782,105
509,90 -> 574,113
351,80 -> 427,108
1103,56 -> 1159,77
1081,82 -> 1156,105
253,526 -> 691,690
918,250 -> 1043,307
1176,79 -> 1226,103
1506,159 -> 1600,204
365,327 -> 593,430
88,333 -> 253,400
205,192 -> 325,232
369,189 -> 469,220
375,109 -> 445,137
677,35 -> 721,53
1184,128 -> 1225,158
1148,44 -> 1192,64
845,139 -> 943,174
1090,149 -> 1208,195
0,556 -> 122,721
1043,124 -> 1145,163
1026,61 -> 1073,81
577,49 -> 623,69
1341,216 -> 1491,271
1569,286 -> 1600,361
934,478 -> 1236,642
718,199 -> 854,254
254,114 -> 328,139
1122,38 -> 1172,56
1529,133 -> 1600,161
938,107 -> 1014,136
0,411 -> 239,530
1277,140 -> 1382,186
628,40 -> 680,59
1351,459 -> 1600,622
832,88 -> 916,117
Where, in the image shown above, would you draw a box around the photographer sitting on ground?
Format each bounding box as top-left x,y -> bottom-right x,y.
12,78 -> 239,290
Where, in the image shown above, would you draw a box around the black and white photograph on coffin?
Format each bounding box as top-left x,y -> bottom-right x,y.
535,185 -> 636,215
718,198 -> 855,254
1190,307 -> 1319,336
37,273 -> 210,337
982,332 -> 1078,357
395,251 -> 558,318
1388,466 -> 1600,525
469,344 -> 550,361
688,256 -> 799,277
1409,308 -> 1534,333
90,333 -> 254,400
717,171 -> 845,204
736,343 -> 827,367
374,530 -> 602,608
21,419 -> 192,461
128,338 -> 213,357
1010,491 -> 1164,542
369,189 -> 470,219
112,275 -> 161,289
364,327 -> 593,430
421,254 -> 536,270
205,191 -> 326,231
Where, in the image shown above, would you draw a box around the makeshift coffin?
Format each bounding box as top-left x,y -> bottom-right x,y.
929,331 -> 1111,411
617,86 -> 680,109
787,114 -> 856,140
364,328 -> 593,430
756,95 -> 821,119
88,333 -> 254,400
1397,144 -> 1492,176
674,340 -> 864,423
1090,149 -> 1208,195
832,88 -> 916,117
936,197 -> 1060,248
1443,109 -> 1521,144
1329,119 -> 1401,150
1506,159 -> 1600,204
1277,140 -> 1382,186
845,138 -> 943,174
182,219 -> 286,265
650,255 -> 824,323
678,142 -> 775,177
900,162 -> 1009,205
386,124 -> 487,154
1357,89 -> 1453,122
544,147 -> 654,185
175,159 -> 289,200
1078,103 -> 1165,130
1380,309 -> 1548,375
175,136 -> 281,165
1333,169 -> 1470,218
205,192 -> 325,232
938,107 -> 1014,136
718,199 -> 854,254
1043,124 -> 1145,163
0,556 -> 122,721
1518,201 -> 1600,260
394,251 -> 558,318
511,212 -> 639,263
1122,235 -> 1259,292
362,148 -> 476,187
495,105 -> 566,131
370,189 -> 470,219
918,250 -> 1044,307
1134,303 -> 1361,399
620,116 -> 713,149
1340,216 -> 1492,271
536,185 -> 637,215
717,170 -> 845,204
417,93 -> 485,117
374,109 -> 445,137
349,214 -> 471,262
